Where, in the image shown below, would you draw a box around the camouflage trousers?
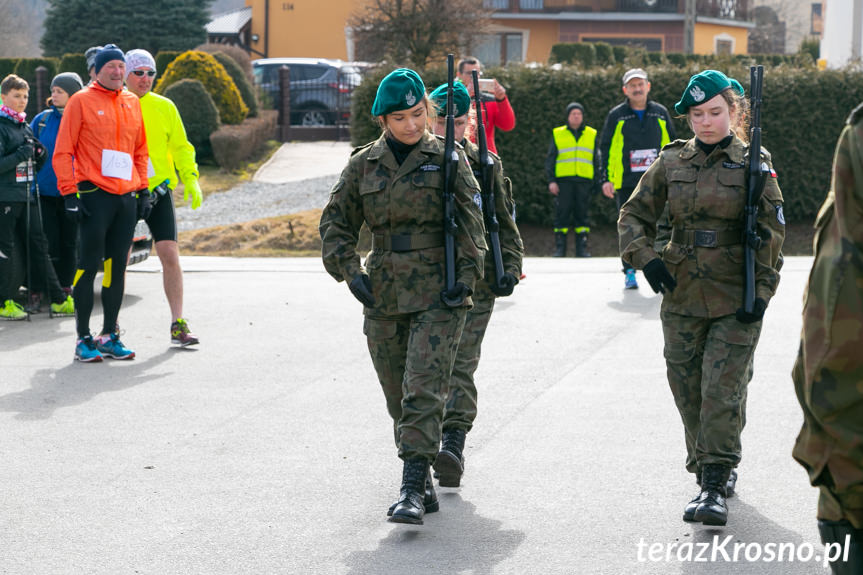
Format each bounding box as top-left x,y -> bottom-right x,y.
364,307 -> 467,462
661,311 -> 761,473
443,293 -> 496,433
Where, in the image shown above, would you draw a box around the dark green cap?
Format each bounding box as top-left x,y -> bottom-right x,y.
428,82 -> 471,117
371,68 -> 426,116
674,70 -> 744,114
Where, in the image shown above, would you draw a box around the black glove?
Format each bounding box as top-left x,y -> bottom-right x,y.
735,298 -> 767,324
441,282 -> 471,308
348,274 -> 375,307
642,258 -> 677,294
16,142 -> 35,162
490,273 -> 518,297
63,194 -> 87,223
136,189 -> 152,221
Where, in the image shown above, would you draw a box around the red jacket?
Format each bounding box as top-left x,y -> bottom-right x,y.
471,96 -> 516,155
54,82 -> 148,196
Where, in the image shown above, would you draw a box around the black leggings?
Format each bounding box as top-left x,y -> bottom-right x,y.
0,201 -> 65,304
72,189 -> 136,338
39,195 -> 79,287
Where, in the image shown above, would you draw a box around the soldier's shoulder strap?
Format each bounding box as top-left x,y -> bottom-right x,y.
662,138 -> 687,151
847,102 -> 863,126
351,141 -> 374,157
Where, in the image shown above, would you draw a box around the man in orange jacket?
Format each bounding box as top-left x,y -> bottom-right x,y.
54,44 -> 150,363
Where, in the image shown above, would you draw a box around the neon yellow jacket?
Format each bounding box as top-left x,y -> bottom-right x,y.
139,91 -> 198,191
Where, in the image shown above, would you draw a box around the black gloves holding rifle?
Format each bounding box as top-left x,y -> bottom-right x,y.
136,189 -> 152,221
643,258 -> 677,294
489,273 -> 518,297
736,298 -> 766,324
349,274 -> 375,308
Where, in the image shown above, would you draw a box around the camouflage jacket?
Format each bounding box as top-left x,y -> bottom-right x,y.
320,131 -> 487,315
792,107 -> 863,523
618,136 -> 785,318
464,140 -> 524,301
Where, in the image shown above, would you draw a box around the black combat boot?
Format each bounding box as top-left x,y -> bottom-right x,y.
388,469 -> 439,516
818,520 -> 863,575
683,467 -> 704,521
552,232 -> 566,257
726,469 -> 738,496
434,428 -> 466,487
575,232 -> 591,257
692,464 -> 731,526
388,458 -> 430,525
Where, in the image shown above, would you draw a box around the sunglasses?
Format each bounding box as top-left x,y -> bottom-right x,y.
131,70 -> 156,77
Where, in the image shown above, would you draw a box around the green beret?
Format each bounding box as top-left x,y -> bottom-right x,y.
428,82 -> 471,117
371,68 -> 426,116
674,70 -> 745,115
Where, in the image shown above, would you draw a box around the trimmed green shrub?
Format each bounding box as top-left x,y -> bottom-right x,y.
13,57 -> 60,117
352,63 -> 863,228
155,51 -> 182,77
155,50 -> 248,124
194,42 -> 253,84
212,51 -> 258,118
612,46 -> 628,64
572,43 -> 596,68
594,42 -> 615,66
210,110 -> 277,170
163,79 -> 220,159
0,58 -> 20,82
58,53 -> 88,82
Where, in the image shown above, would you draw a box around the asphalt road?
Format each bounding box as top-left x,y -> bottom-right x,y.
0,256 -> 833,574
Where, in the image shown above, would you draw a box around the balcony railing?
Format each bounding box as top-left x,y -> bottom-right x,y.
486,0 -> 751,21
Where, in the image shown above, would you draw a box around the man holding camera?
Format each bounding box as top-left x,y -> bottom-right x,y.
457,57 -> 516,155
0,73 -> 74,320
123,49 -> 202,347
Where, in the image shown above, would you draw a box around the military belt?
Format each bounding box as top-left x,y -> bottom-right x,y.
671,228 -> 742,248
372,232 -> 444,252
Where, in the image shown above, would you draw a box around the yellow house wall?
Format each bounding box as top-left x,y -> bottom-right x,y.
247,0 -> 355,60
694,22 -> 749,54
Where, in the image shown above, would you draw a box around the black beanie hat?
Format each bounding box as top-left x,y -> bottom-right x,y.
566,102 -> 585,116
94,44 -> 125,75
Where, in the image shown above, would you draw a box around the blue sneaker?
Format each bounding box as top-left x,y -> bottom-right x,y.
75,335 -> 104,363
95,332 -> 135,360
624,269 -> 639,290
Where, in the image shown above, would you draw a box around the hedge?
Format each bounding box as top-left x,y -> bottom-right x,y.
210,110 -> 277,170
163,79 -> 220,160
211,51 -> 258,118
351,63 -> 863,228
155,51 -> 181,76
58,53 -> 88,82
0,58 -> 20,82
155,51 -> 248,124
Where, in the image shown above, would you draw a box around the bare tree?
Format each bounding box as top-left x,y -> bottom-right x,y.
349,0 -> 492,70
0,0 -> 45,57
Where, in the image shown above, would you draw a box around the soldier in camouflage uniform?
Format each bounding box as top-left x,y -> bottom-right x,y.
618,70 -> 785,526
792,104 -> 863,575
319,69 -> 487,526
427,82 -> 524,488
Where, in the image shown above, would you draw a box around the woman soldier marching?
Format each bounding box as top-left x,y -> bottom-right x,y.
319,68 -> 487,525
427,81 -> 523,488
618,70 -> 785,526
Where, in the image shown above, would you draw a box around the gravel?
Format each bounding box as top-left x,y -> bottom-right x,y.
175,175 -> 338,232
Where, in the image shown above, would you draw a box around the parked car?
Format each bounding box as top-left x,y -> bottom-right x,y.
252,58 -> 363,126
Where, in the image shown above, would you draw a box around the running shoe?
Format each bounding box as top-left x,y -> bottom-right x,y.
75,335 -> 103,363
170,318 -> 199,347
0,299 -> 27,321
50,295 -> 75,317
95,332 -> 136,360
624,269 -> 639,290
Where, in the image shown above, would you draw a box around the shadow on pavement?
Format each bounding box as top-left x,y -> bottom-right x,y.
607,289 -> 661,319
0,348 -> 175,420
344,492 -> 525,575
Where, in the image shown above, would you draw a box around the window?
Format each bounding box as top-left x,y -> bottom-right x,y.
475,33 -> 524,66
483,0 -> 510,8
714,33 -> 735,54
519,0 -> 543,8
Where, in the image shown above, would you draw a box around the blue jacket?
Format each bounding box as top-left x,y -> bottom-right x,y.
30,106 -> 62,197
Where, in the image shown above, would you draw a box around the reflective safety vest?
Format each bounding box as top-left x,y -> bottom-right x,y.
553,125 -> 596,179
608,116 -> 670,190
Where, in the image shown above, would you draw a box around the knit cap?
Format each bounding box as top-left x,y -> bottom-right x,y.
93,44 -> 125,75
50,72 -> 83,97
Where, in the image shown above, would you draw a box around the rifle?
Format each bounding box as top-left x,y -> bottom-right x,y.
441,54 -> 459,301
471,69 -> 505,289
743,65 -> 767,314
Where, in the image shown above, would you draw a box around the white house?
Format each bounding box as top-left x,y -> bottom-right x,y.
821,0 -> 863,68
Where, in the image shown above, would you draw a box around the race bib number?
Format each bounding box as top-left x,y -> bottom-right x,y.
630,148 -> 658,173
102,149 -> 133,181
15,161 -> 32,183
